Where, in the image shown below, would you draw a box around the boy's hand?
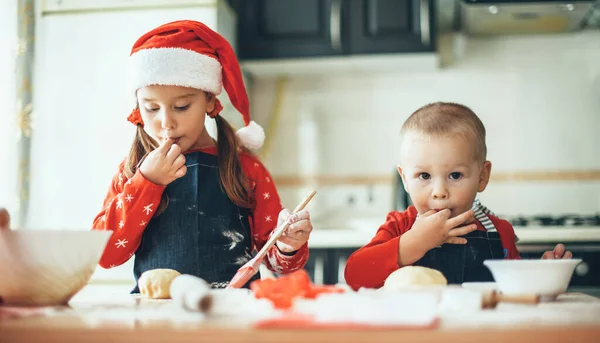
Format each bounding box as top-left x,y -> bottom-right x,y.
139,139 -> 187,186
541,243 -> 573,259
0,208 -> 10,230
397,209 -> 478,266
275,209 -> 313,254
412,209 -> 478,251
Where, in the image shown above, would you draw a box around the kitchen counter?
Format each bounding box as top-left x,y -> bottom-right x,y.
86,225 -> 600,285
308,225 -> 600,249
1,286 -> 600,343
85,224 -> 600,286
2,323 -> 599,343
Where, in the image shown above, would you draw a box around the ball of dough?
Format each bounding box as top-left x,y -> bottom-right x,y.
383,266 -> 447,291
138,268 -> 181,299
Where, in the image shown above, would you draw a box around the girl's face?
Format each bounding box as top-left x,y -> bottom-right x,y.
137,85 -> 216,152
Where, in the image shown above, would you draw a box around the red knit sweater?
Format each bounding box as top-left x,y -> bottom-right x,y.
92,146 -> 308,274
344,206 -> 520,290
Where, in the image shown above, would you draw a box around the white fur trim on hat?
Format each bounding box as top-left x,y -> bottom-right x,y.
236,121 -> 265,150
130,47 -> 223,95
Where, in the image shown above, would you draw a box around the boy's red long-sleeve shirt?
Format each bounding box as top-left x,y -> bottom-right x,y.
344,206 -> 520,291
92,146 -> 308,274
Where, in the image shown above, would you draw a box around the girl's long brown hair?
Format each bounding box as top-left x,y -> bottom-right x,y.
214,114 -> 254,208
124,113 -> 254,216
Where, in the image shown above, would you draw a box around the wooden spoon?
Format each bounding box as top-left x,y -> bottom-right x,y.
227,190 -> 317,288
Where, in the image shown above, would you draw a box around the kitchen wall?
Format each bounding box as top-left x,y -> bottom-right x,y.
0,3 -> 597,283
0,0 -> 18,212
250,30 -> 600,222
0,3 -> 598,230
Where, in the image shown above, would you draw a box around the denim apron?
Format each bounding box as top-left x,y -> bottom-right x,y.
413,200 -> 505,284
131,151 -> 259,292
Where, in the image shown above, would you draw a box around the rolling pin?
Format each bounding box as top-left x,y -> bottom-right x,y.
482,290 -> 540,308
170,275 -> 213,313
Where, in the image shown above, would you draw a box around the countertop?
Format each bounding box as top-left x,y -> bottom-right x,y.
308,224 -> 600,248
1,285 -> 600,343
87,223 -> 600,284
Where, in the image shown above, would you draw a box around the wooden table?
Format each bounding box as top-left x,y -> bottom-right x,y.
2,285 -> 600,343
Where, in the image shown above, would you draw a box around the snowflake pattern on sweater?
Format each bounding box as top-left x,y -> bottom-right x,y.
92,146 -> 308,275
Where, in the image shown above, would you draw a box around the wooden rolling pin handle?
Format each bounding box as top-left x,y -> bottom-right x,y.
497,293 -> 541,305
481,290 -> 497,308
482,290 -> 541,308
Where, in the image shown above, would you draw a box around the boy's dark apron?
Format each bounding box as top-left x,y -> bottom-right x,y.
413,200 -> 506,284
131,151 -> 259,292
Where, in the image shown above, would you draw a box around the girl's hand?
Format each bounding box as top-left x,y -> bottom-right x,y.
275,209 -> 312,254
139,139 -> 187,186
541,243 -> 573,259
411,209 -> 478,252
0,208 -> 10,230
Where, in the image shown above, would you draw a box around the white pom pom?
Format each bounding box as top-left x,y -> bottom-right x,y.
236,121 -> 265,150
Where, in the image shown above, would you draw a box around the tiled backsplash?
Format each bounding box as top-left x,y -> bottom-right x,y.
250,31 -> 600,219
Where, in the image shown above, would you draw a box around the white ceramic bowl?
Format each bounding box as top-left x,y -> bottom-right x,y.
483,259 -> 582,301
0,229 -> 111,306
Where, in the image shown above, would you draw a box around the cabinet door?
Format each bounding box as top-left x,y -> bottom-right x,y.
348,0 -> 435,54
329,248 -> 360,285
304,248 -> 330,285
237,0 -> 348,60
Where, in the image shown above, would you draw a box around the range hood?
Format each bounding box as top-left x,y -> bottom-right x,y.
459,0 -> 597,35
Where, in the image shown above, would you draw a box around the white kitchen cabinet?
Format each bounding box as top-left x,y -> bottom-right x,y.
42,0 -> 218,14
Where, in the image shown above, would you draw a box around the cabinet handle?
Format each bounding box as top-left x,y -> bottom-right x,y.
330,0 -> 342,52
419,0 -> 431,46
314,256 -> 325,285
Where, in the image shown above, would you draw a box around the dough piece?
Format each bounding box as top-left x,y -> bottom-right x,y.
138,269 -> 181,299
383,266 -> 447,291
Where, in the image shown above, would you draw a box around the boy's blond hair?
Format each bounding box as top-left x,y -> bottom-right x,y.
401,102 -> 487,162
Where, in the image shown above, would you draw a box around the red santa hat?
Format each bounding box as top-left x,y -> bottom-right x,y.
126,20 -> 264,150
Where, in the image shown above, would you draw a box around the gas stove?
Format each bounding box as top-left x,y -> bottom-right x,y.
504,214 -> 600,244
505,214 -> 600,227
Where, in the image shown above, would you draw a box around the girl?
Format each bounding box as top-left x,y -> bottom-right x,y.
92,20 -> 312,290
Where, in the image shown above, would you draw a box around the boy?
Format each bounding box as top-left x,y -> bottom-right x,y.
344,102 -> 572,290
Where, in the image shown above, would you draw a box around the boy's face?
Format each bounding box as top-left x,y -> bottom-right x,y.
398,132 -> 492,219
137,85 -> 216,152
